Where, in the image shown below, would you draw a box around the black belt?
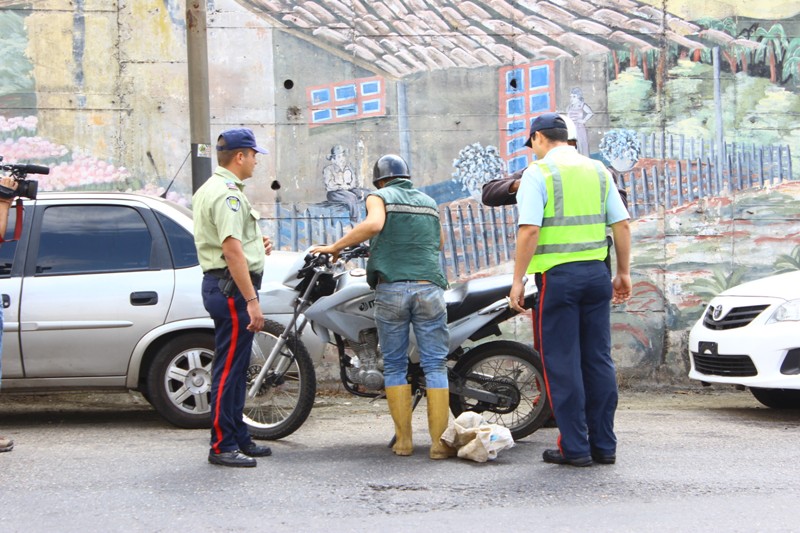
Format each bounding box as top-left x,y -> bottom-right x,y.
205,268 -> 263,287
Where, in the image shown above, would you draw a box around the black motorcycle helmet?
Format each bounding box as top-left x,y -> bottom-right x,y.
372,154 -> 410,185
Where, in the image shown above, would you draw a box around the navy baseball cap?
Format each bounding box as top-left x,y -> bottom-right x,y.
524,113 -> 567,147
217,128 -> 268,154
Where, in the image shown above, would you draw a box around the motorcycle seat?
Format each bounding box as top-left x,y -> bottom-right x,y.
445,274 -> 513,322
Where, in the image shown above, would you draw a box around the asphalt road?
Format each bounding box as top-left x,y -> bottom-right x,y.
1,388 -> 798,532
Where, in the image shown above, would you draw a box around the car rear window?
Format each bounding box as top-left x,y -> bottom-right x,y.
155,211 -> 198,268
34,205 -> 153,275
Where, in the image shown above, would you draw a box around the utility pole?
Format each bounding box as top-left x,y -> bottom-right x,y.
186,1 -> 212,193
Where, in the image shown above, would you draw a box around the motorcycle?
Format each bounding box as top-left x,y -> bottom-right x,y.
240,244 -> 551,441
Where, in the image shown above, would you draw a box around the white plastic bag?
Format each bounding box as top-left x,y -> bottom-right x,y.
440,411 -> 515,462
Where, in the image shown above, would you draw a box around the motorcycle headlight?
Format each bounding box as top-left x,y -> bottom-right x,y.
766,299 -> 800,324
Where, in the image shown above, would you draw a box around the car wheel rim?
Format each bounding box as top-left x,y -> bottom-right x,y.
164,347 -> 215,415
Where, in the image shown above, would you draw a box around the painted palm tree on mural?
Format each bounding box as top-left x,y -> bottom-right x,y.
686,266 -> 749,300
774,245 -> 800,274
755,23 -> 789,83
782,38 -> 800,85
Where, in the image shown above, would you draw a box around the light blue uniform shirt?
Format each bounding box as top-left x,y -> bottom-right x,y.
517,145 -> 630,227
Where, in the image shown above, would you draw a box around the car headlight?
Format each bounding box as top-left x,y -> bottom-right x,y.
766,299 -> 800,324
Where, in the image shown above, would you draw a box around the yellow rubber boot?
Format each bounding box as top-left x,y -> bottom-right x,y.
386,384 -> 413,456
427,388 -> 457,459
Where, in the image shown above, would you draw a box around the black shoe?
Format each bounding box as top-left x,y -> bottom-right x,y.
208,450 -> 257,468
591,451 -> 616,464
542,448 -> 593,467
241,442 -> 272,457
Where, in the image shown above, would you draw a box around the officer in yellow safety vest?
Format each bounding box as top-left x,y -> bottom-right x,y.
508,113 -> 632,467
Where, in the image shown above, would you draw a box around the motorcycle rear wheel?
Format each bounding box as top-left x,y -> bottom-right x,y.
243,319 -> 316,440
450,340 -> 551,441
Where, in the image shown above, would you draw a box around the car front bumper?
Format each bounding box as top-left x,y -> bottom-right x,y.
688,301 -> 800,390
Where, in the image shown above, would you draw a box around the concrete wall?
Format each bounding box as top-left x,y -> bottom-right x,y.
1,0 -> 799,384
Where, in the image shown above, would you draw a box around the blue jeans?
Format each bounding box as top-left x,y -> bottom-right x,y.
374,282 -> 449,389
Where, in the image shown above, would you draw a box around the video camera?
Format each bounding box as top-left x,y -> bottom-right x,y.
0,155 -> 48,200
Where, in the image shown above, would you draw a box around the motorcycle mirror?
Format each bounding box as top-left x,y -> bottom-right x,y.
270,180 -> 281,190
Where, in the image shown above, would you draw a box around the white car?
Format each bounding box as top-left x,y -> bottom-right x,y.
688,270 -> 800,408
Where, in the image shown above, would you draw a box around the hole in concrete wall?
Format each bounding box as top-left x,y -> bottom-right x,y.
286,106 -> 302,121
284,79 -> 294,90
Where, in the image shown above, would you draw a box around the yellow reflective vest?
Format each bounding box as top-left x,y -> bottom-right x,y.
527,157 -> 611,274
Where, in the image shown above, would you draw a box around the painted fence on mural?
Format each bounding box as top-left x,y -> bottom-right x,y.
268,138 -> 795,281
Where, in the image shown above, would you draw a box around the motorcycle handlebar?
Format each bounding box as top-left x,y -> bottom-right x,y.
302,244 -> 369,277
339,244 -> 369,262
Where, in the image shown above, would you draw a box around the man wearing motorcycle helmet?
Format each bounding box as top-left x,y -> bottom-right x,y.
310,154 -> 454,460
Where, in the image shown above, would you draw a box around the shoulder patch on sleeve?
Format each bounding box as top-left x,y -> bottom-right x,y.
225,196 -> 241,212
225,181 -> 238,190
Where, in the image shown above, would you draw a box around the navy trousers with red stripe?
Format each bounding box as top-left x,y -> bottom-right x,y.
202,274 -> 255,454
534,260 -> 618,460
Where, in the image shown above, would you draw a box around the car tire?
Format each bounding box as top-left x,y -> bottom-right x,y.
147,333 -> 216,428
750,387 -> 800,409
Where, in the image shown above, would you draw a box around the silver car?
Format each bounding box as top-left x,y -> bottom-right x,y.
0,191 -> 322,427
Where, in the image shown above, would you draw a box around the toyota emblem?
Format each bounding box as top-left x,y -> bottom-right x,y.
712,305 -> 724,321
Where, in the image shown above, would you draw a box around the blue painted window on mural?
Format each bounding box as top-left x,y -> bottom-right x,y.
335,85 -> 357,101
529,65 -> 549,90
311,89 -> 331,105
506,69 -> 524,94
509,156 -> 528,173
308,76 -> 386,127
313,109 -> 333,123
507,97 -> 525,117
362,99 -> 381,113
530,93 -> 550,113
507,137 -> 527,155
336,104 -> 358,118
507,119 -> 526,135
361,80 -> 380,95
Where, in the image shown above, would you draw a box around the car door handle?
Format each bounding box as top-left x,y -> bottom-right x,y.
1,294 -> 9,309
130,291 -> 158,306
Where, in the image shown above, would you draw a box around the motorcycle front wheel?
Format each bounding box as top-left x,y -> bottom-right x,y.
450,340 -> 551,441
243,319 -> 317,440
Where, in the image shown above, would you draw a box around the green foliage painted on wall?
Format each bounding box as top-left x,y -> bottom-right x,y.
0,11 -> 34,96
738,85 -> 800,146
607,67 -> 655,128
774,245 -> 800,273
721,72 -> 773,138
684,266 -> 748,300
663,60 -> 726,138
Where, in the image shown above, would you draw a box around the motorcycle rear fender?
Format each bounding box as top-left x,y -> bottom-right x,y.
447,305 -> 502,351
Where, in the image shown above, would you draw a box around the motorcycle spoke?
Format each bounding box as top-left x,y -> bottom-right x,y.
460,354 -> 547,426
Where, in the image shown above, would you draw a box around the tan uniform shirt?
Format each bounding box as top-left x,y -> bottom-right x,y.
192,166 -> 264,274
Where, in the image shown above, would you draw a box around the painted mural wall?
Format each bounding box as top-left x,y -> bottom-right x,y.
1,0 -> 799,384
